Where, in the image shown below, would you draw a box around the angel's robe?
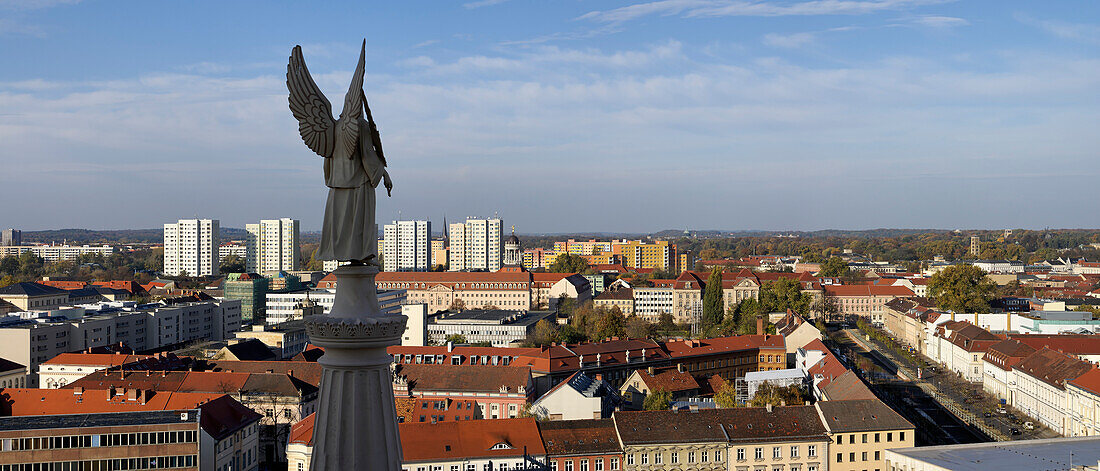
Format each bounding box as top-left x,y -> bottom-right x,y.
317,117 -> 386,262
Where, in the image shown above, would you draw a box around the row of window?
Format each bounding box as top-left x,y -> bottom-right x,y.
837,450 -> 881,463
734,445 -> 819,461
0,455 -> 196,471
3,431 -> 196,451
627,449 -> 724,465
549,457 -> 619,471
836,431 -> 904,445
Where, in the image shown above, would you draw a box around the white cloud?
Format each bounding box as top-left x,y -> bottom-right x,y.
763,31 -> 817,48
1016,14 -> 1100,45
463,0 -> 509,9
909,15 -> 968,28
579,0 -> 953,24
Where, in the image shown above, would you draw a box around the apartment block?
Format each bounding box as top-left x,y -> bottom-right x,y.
163,219 -> 219,277
383,220 -> 432,272
245,218 -> 300,274
448,218 -> 503,272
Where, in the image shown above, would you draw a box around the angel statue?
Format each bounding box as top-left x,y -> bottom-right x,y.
287,40 -> 392,265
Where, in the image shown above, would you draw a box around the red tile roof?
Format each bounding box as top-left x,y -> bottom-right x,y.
400,417 -> 546,463
1068,367 -> 1100,397
824,285 -> 916,297
1008,334 -> 1100,356
290,412 -> 316,445
1014,347 -> 1094,390
634,368 -> 700,393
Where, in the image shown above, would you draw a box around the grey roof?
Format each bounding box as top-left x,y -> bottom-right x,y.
0,410 -> 198,431
0,357 -> 25,372
223,339 -> 276,361
0,282 -> 68,297
886,436 -> 1100,471
431,309 -> 555,327
815,399 -> 913,433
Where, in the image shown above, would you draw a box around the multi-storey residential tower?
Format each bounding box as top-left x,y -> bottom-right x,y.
382,220 -> 431,271
246,218 -> 300,273
1,229 -> 20,246
163,219 -> 219,277
448,217 -> 503,272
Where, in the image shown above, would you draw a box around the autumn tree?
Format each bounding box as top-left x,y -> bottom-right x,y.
713,378 -> 738,408
758,278 -> 813,315
595,309 -> 626,340
529,319 -> 557,345
657,312 -> 676,331
818,257 -> 850,278
643,388 -> 672,411
219,254 -> 245,274
928,264 -> 995,313
749,382 -> 805,408
625,315 -> 653,339
549,254 -> 589,273
448,298 -> 467,312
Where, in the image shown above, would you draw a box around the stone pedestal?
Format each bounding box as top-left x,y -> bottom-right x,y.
305,265 -> 407,471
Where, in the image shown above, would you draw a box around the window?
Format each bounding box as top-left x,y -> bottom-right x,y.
875,451 -> 881,460
714,450 -> 722,462
773,447 -> 782,459
701,450 -> 708,463
807,465 -> 817,471
875,432 -> 880,443
640,453 -> 648,465
837,453 -> 843,463
737,448 -> 745,461
836,435 -> 843,444
580,460 -> 588,471
688,451 -> 696,463
626,455 -> 634,466
849,452 -> 855,462
808,445 -> 816,457
654,453 -> 662,464
595,458 -> 603,471
791,445 -> 799,458
564,460 -> 573,471
670,452 -> 678,464
610,458 -> 619,470
550,462 -> 558,471
887,432 -> 893,442
862,433 -> 868,443
900,431 -> 906,441
755,447 -> 764,460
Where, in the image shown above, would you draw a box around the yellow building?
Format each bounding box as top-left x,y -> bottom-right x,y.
815,399 -> 915,471
613,240 -> 677,270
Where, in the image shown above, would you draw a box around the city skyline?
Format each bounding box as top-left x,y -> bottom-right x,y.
2,1 -> 1098,232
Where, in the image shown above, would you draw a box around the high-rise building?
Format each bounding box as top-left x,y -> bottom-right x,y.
1,229 -> 20,246
431,238 -> 447,269
448,217 -> 503,272
246,218 -> 300,273
163,219 -> 219,277
612,239 -> 677,270
970,235 -> 981,257
382,220 -> 431,272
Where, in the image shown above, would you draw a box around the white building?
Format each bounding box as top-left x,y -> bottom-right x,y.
448,217 -> 503,272
633,287 -> 674,322
163,219 -> 220,277
218,243 -> 247,263
886,436 -> 1100,471
265,288 -> 405,322
529,371 -> 621,420
245,218 -> 300,273
382,220 -> 431,272
427,309 -> 556,347
0,245 -> 115,263
0,298 -> 241,387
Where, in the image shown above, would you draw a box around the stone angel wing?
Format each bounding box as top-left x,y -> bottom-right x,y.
334,41 -> 366,161
287,45 -> 336,158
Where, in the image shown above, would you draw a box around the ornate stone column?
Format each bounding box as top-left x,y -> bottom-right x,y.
306,265 -> 407,470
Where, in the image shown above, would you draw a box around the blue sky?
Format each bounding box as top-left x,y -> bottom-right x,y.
1,0 -> 1098,233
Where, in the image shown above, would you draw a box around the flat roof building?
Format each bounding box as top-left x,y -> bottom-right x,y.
885,436 -> 1100,471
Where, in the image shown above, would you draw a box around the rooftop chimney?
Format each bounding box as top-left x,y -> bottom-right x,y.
648,366 -> 655,375
677,363 -> 684,373
757,315 -> 764,336
766,403 -> 773,413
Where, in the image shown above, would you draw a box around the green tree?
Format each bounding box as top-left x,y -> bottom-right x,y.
702,268 -> 724,329
0,275 -> 16,289
0,256 -> 18,276
643,388 -> 672,411
595,309 -> 626,340
928,264 -> 995,313
758,278 -> 812,315
448,298 -> 467,312
713,378 -> 738,408
657,312 -> 676,331
625,315 -> 653,339
818,257 -> 850,278
445,334 -> 468,344
529,319 -> 557,345
219,254 -> 246,274
549,254 -> 589,273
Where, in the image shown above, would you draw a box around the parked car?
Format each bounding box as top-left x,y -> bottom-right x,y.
983,412 -> 992,418
996,408 -> 1007,414
1024,421 -> 1035,430
1010,427 -> 1021,435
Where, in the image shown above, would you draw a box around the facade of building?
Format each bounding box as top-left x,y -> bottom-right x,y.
232,321 -> 309,360
428,309 -> 557,347
223,272 -> 269,323
163,219 -> 220,277
530,371 -> 622,421
393,363 -> 532,422
612,240 -> 676,271
384,220 -> 432,272
539,419 -> 623,471
245,218 -> 300,274
265,288 -> 405,320
0,244 -> 115,263
0,298 -> 241,387
816,399 -> 914,471
219,243 -> 248,264
824,285 -> 916,325
449,217 -> 503,272
0,229 -> 20,246
633,287 -> 673,322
